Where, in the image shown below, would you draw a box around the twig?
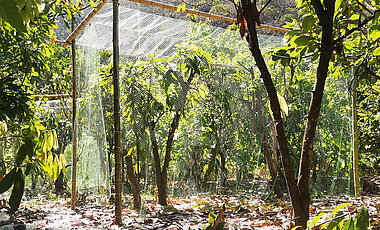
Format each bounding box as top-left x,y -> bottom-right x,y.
211,204 -> 225,230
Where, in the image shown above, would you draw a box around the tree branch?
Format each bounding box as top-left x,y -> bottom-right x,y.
333,10 -> 378,47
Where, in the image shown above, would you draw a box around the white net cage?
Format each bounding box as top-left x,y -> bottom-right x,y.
74,2 -> 286,196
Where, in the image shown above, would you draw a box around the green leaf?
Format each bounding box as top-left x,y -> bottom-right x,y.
354,207 -> 369,230
369,25 -> 380,40
199,85 -> 207,99
52,130 -> 58,150
327,211 -> 344,230
277,93 -> 289,116
342,218 -> 354,230
0,168 -> 16,194
208,211 -> 216,224
177,2 -> 186,12
373,47 -> 380,56
89,0 -> 97,8
294,36 -> 312,46
330,203 -> 351,218
0,0 -> 26,32
310,212 -> 325,228
9,168 -> 24,215
59,155 -> 67,174
16,143 -> 28,166
302,15 -> 315,32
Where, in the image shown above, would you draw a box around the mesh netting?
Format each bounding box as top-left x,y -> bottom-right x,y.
77,3 -> 282,59
74,2 -> 353,197
73,47 -> 110,196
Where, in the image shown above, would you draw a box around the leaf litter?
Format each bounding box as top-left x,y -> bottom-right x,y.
0,192 -> 379,229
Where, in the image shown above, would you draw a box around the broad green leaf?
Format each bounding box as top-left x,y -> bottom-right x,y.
278,93 -> 289,116
294,36 -> 312,46
310,212 -> 325,228
208,211 -> 216,224
369,25 -> 380,40
0,168 -> 16,194
199,85 -> 207,99
327,211 -> 344,230
52,157 -> 60,180
330,203 -> 351,217
348,14 -> 359,21
335,0 -> 343,13
9,168 -> 24,215
342,218 -> 354,230
60,154 -> 67,174
203,50 -> 214,64
52,130 -> 58,150
302,15 -> 315,32
268,93 -> 288,120
0,0 -> 26,32
43,131 -> 54,153
373,47 -> 380,56
354,206 -> 369,230
127,146 -> 136,156
16,143 -> 29,166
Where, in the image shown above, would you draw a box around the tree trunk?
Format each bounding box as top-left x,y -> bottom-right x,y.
297,0 -> 335,220
203,141 -> 220,189
219,150 -> 226,187
241,0 -> 307,226
240,0 -> 335,227
149,122 -> 167,206
125,153 -> 141,209
263,140 -> 282,198
149,70 -> 196,206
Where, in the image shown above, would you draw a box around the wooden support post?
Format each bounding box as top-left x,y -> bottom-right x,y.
113,0 -> 122,225
71,19 -> 78,210
352,75 -> 360,197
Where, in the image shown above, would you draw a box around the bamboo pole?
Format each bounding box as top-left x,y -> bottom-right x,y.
127,0 -> 290,33
63,0 -> 109,48
71,19 -> 78,210
352,75 -> 360,197
113,0 -> 123,225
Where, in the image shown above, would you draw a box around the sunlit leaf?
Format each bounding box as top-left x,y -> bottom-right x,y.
373,47 -> 380,56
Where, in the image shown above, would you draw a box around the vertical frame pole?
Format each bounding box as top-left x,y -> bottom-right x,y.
352,75 -> 360,197
113,0 -> 122,225
71,19 -> 78,210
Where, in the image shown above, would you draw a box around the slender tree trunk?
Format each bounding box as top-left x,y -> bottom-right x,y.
125,153 -> 141,209
297,0 -> 335,219
149,122 -> 167,205
203,141 -> 220,189
241,0 -> 306,226
219,150 -> 226,187
262,140 -> 282,198
150,70 -> 196,206
241,0 -> 335,227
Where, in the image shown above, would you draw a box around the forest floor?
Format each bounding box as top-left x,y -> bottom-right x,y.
0,178 -> 379,229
